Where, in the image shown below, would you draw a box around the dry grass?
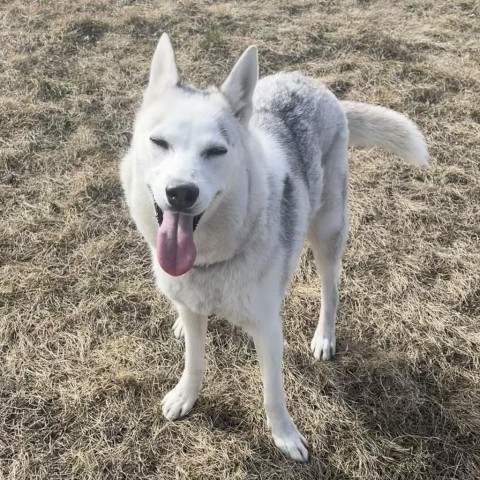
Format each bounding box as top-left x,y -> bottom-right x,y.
1,0 -> 479,478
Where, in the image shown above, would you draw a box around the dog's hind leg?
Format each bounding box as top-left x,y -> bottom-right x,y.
307,132 -> 349,361
162,305 -> 207,419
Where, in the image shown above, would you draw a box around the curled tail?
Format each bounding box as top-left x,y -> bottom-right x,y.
341,101 -> 429,168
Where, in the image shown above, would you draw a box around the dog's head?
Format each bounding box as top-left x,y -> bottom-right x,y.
134,34 -> 258,276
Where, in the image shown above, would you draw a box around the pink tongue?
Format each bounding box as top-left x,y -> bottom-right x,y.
156,212 -> 197,276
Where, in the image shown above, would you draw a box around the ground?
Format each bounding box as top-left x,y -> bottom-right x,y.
1,0 -> 479,478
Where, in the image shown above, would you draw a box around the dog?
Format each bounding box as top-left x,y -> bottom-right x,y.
120,34 -> 428,462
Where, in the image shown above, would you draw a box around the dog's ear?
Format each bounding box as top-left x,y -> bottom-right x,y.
147,33 -> 179,96
221,46 -> 258,122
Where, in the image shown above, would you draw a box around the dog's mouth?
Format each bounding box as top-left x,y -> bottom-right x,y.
154,201 -> 204,277
154,202 -> 203,231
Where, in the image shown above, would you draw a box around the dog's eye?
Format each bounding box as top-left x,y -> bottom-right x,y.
204,146 -> 228,157
151,137 -> 170,150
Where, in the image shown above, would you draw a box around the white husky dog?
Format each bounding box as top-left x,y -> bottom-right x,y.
120,34 -> 428,462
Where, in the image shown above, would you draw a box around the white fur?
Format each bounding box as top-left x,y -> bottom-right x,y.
342,101 -> 429,167
120,34 -> 428,462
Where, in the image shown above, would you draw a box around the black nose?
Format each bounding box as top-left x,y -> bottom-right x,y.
166,184 -> 199,209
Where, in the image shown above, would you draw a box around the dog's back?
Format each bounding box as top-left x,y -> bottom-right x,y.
253,73 -> 347,211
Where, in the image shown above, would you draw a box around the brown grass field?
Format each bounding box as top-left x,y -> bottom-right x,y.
1,0 -> 479,478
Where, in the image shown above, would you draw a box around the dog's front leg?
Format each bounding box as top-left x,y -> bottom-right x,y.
246,319 -> 309,462
162,305 -> 207,420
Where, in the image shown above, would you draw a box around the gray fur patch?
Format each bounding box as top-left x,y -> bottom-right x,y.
280,175 -> 296,250
218,122 -> 230,145
251,72 -> 344,207
257,110 -> 309,187
271,91 -> 316,187
176,81 -> 213,96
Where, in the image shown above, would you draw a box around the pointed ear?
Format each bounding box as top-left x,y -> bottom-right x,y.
147,33 -> 179,95
221,46 -> 258,122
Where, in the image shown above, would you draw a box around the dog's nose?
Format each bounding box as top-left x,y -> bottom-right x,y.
166,184 -> 199,209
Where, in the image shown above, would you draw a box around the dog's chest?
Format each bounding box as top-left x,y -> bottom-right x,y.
154,260 -> 262,323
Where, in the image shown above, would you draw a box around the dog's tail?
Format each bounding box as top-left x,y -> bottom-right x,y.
341,101 -> 429,168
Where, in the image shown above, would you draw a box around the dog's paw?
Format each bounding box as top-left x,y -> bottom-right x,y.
310,331 -> 336,361
172,317 -> 185,339
161,382 -> 198,420
271,421 -> 309,462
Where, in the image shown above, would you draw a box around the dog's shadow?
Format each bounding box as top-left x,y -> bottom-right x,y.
195,319 -> 474,477
285,337 -> 474,477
